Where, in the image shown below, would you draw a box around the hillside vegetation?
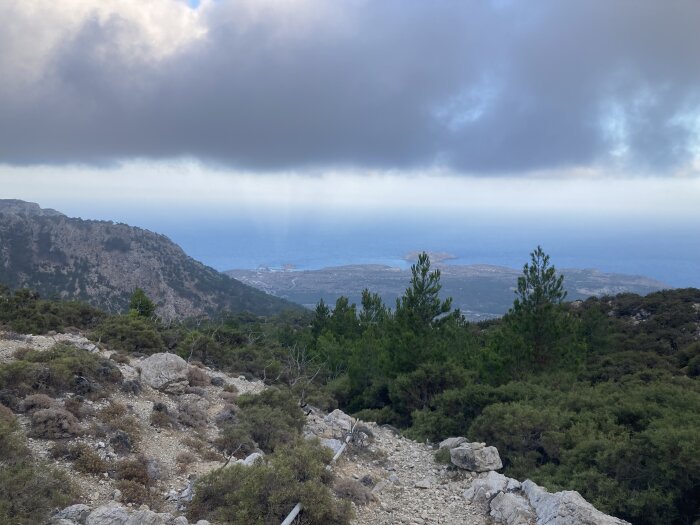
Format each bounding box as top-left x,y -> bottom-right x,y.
1,247 -> 698,524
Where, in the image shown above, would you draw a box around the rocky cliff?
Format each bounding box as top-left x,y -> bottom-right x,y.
0,200 -> 299,319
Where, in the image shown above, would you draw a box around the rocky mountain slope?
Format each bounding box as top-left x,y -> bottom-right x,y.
0,200 -> 300,319
0,330 -> 628,525
227,263 -> 668,320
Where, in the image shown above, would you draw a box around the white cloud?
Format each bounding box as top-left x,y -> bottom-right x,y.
0,0 -> 206,96
1,162 -> 698,223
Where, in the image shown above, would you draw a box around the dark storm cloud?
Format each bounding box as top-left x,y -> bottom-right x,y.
1,0 -> 699,173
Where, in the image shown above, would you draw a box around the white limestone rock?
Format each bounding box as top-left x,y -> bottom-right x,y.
450,442 -> 503,472
85,504 -> 129,525
438,436 -> 467,450
522,480 -> 631,525
490,492 -> 536,525
139,353 -> 188,393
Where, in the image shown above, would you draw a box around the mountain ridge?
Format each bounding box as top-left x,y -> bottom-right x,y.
0,199 -> 300,319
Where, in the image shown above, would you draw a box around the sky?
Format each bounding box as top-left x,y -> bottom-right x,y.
0,1 -> 699,286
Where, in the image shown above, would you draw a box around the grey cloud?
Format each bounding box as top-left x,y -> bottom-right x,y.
0,0 -> 699,174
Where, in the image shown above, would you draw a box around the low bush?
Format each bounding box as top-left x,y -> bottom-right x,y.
120,379 -> 142,395
71,443 -> 109,474
178,399 -> 209,428
216,424 -> 256,458
150,403 -> 174,428
0,418 -> 77,524
333,478 -> 373,505
223,383 -> 239,393
189,439 -> 352,525
110,430 -> 133,454
31,407 -> 81,439
0,403 -> 14,423
0,288 -> 104,334
116,479 -> 150,505
21,393 -> 56,413
220,391 -> 238,403
94,315 -> 163,355
188,366 -> 211,387
176,451 -> 196,472
64,396 -> 89,419
0,344 -> 122,398
97,402 -> 140,444
116,457 -> 150,486
236,387 -> 305,453
110,353 -> 131,365
434,447 -> 452,465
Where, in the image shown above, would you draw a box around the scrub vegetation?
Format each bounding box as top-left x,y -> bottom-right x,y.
1,247 -> 699,524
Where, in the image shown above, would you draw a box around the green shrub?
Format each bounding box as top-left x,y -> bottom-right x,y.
189,439 -> 352,525
71,443 -> 109,474
0,418 -> 76,524
233,388 -> 305,453
0,288 -> 104,334
433,446 -> 452,465
0,344 -> 122,398
94,315 -> 163,354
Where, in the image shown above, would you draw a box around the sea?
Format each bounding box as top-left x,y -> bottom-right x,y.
137,214 -> 700,289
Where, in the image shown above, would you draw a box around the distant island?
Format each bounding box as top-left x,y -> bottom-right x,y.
402,251 -> 457,263
227,262 -> 668,320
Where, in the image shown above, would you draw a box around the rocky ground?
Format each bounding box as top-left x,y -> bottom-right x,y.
336,424 -> 487,525
1,330 -> 629,525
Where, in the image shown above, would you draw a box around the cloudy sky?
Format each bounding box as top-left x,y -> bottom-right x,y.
1,1 -> 699,284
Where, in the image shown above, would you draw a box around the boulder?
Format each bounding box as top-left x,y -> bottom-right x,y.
464,471 -> 512,513
522,480 -> 630,525
451,442 -> 503,472
53,504 -> 91,524
490,492 -> 536,525
85,504 -> 129,525
324,409 -> 354,434
320,438 -> 344,455
125,509 -> 166,525
438,436 -> 467,450
238,452 -> 264,466
171,518 -> 189,525
139,353 -> 188,393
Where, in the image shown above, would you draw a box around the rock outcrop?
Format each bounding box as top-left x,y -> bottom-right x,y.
450,442 -> 503,472
139,353 -> 188,393
53,503 -> 212,525
522,480 -> 629,525
441,435 -> 631,525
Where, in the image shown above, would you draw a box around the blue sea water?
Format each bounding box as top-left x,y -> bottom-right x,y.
136,213 -> 700,289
